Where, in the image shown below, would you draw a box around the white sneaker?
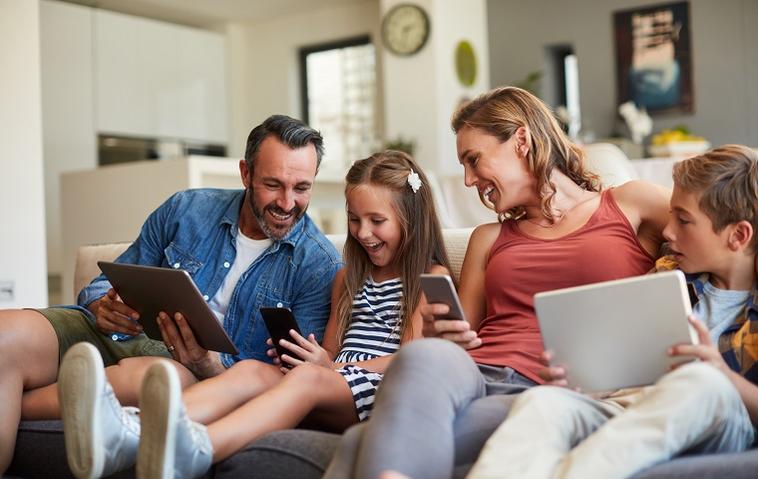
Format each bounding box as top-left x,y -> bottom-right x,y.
137,361 -> 213,479
58,342 -> 140,479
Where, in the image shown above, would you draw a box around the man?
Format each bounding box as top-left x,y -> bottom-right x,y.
0,115 -> 341,473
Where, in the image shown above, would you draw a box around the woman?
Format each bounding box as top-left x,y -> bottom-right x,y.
324,86 -> 670,479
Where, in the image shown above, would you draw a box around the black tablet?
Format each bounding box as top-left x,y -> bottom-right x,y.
97,261 -> 239,355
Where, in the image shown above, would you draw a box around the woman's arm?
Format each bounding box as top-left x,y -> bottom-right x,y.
458,223 -> 500,330
419,223 -> 500,349
611,180 -> 671,257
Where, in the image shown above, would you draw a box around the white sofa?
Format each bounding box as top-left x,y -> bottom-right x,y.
9,228 -> 758,479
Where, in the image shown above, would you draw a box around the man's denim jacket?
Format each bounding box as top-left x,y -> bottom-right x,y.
77,188 -> 342,368
655,256 -> 758,384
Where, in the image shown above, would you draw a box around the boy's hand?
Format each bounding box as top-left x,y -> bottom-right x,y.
536,350 -> 571,387
668,315 -> 729,374
420,303 -> 481,350
277,330 -> 335,370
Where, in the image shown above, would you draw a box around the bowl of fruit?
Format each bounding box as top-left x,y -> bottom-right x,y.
649,126 -> 710,157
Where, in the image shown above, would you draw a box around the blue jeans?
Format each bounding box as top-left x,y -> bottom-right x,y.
324,338 -> 536,479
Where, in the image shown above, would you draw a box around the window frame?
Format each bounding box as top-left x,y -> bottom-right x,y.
298,34 -> 372,124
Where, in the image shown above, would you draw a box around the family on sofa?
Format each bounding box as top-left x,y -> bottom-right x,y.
1,87 -> 756,479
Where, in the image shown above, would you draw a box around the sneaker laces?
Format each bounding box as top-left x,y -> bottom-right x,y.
104,384 -> 141,436
179,408 -> 212,455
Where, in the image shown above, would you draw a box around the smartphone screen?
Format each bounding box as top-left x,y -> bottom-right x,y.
259,307 -> 303,366
419,274 -> 466,321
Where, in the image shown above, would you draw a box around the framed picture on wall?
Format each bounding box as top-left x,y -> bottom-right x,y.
614,1 -> 693,114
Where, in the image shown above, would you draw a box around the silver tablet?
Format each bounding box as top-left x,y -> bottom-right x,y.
97,261 -> 239,355
534,270 -> 696,392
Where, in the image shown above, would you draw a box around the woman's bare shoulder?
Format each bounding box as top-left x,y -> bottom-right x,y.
470,222 -> 502,247
612,180 -> 670,207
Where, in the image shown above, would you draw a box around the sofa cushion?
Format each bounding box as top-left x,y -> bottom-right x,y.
9,420 -> 758,479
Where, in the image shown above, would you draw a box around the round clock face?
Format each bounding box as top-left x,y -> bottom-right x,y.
381,4 -> 430,56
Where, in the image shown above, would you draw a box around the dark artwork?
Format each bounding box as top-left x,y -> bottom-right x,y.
614,1 -> 693,114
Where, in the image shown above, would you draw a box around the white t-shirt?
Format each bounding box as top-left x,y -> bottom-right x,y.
208,229 -> 272,323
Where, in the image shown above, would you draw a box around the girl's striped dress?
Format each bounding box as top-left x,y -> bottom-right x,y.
335,276 -> 403,421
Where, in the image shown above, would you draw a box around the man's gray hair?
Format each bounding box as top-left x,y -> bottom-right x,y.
244,115 -> 324,172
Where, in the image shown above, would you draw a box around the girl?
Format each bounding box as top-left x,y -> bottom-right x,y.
324,86 -> 671,479
58,150 -> 453,479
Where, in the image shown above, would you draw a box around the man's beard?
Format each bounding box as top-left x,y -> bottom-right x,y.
248,189 -> 306,240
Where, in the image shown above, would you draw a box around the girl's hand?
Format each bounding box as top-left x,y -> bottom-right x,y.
668,315 -> 730,374
420,303 -> 481,350
536,350 -> 571,387
265,338 -> 282,366
278,330 -> 335,369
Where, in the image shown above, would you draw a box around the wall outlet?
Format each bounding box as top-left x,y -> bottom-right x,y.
0,280 -> 14,302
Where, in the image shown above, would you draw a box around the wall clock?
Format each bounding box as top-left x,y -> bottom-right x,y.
381,3 -> 430,56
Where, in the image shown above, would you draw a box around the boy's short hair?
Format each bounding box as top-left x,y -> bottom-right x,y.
672,144 -> 758,249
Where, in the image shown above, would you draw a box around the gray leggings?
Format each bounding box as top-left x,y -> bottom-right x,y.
324,338 -> 537,479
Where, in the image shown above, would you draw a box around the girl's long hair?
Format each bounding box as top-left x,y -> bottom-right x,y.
451,86 -> 601,223
335,150 -> 453,344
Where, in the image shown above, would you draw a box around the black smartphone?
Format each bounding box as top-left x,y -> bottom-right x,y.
259,307 -> 303,366
419,274 -> 466,321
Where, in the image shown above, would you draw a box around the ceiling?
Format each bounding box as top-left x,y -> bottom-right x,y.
62,0 -> 361,28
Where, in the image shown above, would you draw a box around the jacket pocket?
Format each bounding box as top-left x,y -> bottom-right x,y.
164,242 -> 203,275
257,289 -> 292,310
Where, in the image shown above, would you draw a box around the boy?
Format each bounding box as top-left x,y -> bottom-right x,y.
467,145 -> 758,479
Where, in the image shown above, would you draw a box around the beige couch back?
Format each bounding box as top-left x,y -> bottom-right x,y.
73,228 -> 475,297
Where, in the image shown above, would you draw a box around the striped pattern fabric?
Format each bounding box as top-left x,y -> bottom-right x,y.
335,276 -> 403,421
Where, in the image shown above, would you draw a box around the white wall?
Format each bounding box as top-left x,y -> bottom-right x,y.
487,0 -> 758,147
225,0 -> 382,159
381,0 -> 490,175
0,0 -> 48,307
40,0 -> 97,277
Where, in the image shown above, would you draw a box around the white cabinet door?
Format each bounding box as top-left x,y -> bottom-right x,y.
95,10 -> 149,137
175,28 -> 228,144
94,10 -> 228,144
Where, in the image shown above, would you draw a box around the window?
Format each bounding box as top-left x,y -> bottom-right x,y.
300,36 -> 379,174
544,45 -> 582,139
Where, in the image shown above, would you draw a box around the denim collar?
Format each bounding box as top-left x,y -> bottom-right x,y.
220,189 -> 304,248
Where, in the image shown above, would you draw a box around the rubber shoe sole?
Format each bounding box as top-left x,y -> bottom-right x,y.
59,342 -> 105,479
137,361 -> 180,479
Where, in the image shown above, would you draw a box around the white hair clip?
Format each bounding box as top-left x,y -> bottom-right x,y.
407,170 -> 422,193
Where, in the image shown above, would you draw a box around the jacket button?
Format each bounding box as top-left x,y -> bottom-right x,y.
203,295 -> 209,301
223,261 -> 231,268
173,262 -> 181,268
276,302 -> 283,308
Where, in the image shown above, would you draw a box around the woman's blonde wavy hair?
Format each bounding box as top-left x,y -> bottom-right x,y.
335,150 -> 453,344
451,86 -> 601,223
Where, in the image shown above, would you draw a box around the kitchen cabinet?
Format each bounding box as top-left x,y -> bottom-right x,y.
94,10 -> 228,144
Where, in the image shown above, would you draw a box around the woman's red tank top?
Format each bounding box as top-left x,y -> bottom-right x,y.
468,189 -> 655,384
